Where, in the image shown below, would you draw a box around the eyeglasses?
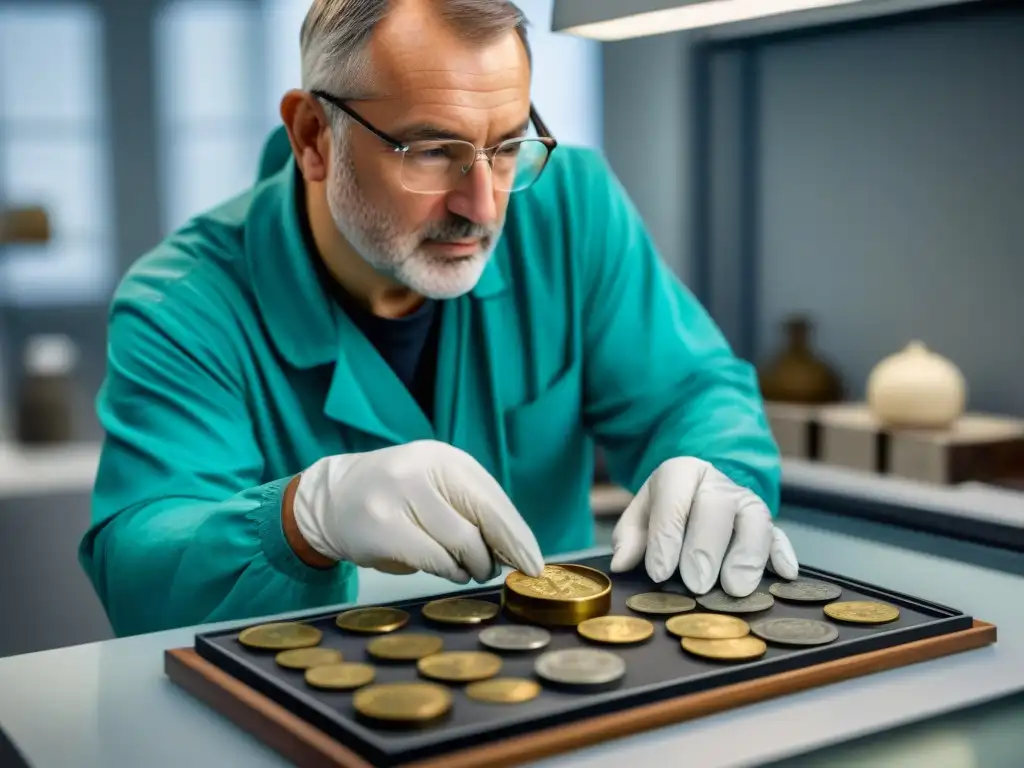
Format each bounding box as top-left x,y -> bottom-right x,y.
311,90 -> 558,195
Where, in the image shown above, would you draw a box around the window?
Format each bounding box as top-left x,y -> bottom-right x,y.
0,4 -> 115,305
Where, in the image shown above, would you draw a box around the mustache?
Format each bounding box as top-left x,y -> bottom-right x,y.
421,215 -> 499,243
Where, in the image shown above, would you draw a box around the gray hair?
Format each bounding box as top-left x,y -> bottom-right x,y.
300,0 -> 531,98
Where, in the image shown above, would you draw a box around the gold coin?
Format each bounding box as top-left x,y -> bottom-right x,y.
465,677 -> 542,704
367,633 -> 444,661
417,651 -> 503,683
626,592 -> 697,615
305,662 -> 376,690
238,622 -> 323,650
353,682 -> 452,723
824,601 -> 900,624
275,647 -> 343,670
422,597 -> 500,625
682,636 -> 767,661
506,565 -> 606,600
578,615 -> 655,644
665,613 -> 750,640
335,607 -> 410,634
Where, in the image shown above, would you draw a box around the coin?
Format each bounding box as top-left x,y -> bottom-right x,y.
422,598 -> 500,625
696,588 -> 774,614
238,622 -> 323,650
665,613 -> 750,640
625,592 -> 697,615
682,636 -> 767,661
824,601 -> 900,624
769,579 -> 843,603
478,625 -> 552,652
577,615 -> 655,644
275,647 -> 343,669
353,682 -> 452,723
305,662 -> 376,690
534,648 -> 626,687
335,607 -> 409,634
506,565 -> 606,600
750,617 -> 840,646
367,633 -> 444,661
417,651 -> 503,683
465,677 -> 542,704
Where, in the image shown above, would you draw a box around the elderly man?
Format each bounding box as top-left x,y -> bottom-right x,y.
81,0 -> 798,637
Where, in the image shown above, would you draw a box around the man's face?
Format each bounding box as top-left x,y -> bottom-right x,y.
324,8 -> 531,300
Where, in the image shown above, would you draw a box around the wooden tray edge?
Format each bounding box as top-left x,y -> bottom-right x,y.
165,619 -> 997,768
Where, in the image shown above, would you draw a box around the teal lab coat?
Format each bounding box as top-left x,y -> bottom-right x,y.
81,127 -> 781,637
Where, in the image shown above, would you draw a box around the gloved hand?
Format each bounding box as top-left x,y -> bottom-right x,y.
610,456 -> 799,596
291,440 -> 545,584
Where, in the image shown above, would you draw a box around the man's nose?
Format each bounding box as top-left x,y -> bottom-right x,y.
446,156 -> 498,226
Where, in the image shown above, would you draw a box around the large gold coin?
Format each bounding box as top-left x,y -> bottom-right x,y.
367,633 -> 444,661
417,651 -> 503,683
665,613 -> 750,640
578,615 -> 655,644
335,607 -> 410,634
682,636 -> 767,661
422,598 -> 500,625
305,662 -> 377,690
354,682 -> 452,723
275,647 -> 343,670
465,677 -> 542,704
506,565 -> 606,600
238,622 -> 323,650
824,601 -> 900,624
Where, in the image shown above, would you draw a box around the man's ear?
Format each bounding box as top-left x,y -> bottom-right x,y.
280,90 -> 331,183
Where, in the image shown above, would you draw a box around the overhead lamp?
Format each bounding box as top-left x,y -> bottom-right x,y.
551,0 -> 872,41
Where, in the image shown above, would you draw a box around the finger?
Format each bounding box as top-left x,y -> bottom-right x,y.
680,483 -> 737,594
769,527 -> 800,580
368,559 -> 419,576
373,519 -> 471,584
645,465 -> 703,582
719,498 -> 774,597
412,486 -> 497,583
609,481 -> 652,572
438,454 -> 545,577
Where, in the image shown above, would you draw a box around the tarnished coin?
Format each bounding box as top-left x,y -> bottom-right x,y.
353,682 -> 452,723
769,579 -> 843,603
478,625 -> 552,652
577,615 -> 654,644
682,636 -> 767,661
625,592 -> 697,615
534,648 -> 626,687
305,662 -> 376,690
465,677 -> 542,704
750,618 -> 840,646
238,622 -> 322,650
335,607 -> 410,634
506,565 -> 606,600
275,647 -> 343,669
697,589 -> 774,614
665,613 -> 750,640
367,633 -> 444,661
422,598 -> 500,625
417,651 -> 503,683
825,601 -> 900,625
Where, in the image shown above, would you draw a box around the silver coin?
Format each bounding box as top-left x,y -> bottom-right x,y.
534,648 -> 626,686
696,588 -> 774,614
750,618 -> 840,646
625,592 -> 697,615
478,625 -> 552,652
769,579 -> 842,603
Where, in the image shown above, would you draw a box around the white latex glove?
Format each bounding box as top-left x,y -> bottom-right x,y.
292,440 -> 545,584
610,456 -> 799,596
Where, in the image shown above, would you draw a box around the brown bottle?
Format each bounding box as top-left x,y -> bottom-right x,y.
15,334 -> 77,444
758,317 -> 843,404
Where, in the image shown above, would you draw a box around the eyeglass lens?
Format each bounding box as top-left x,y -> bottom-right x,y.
399,138 -> 550,194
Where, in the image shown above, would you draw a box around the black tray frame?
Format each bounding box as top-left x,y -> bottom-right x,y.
193,555 -> 974,767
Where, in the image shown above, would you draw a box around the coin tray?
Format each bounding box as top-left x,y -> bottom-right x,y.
190,555 -> 978,767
